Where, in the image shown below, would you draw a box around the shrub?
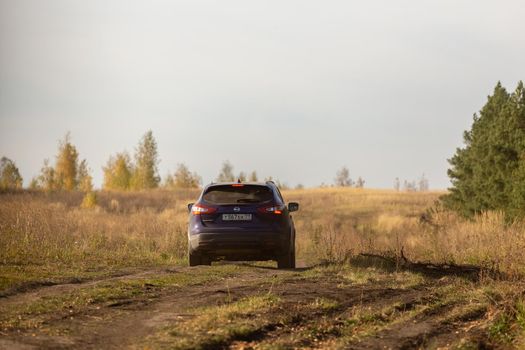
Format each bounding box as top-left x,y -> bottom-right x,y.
81,192 -> 98,209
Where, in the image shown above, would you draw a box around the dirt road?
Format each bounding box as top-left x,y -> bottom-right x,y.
0,260 -> 499,349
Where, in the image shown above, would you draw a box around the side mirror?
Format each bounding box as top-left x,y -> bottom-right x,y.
288,202 -> 299,212
187,203 -> 194,213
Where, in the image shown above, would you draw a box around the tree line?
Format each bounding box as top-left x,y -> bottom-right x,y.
332,167 -> 430,192
28,133 -> 94,192
393,175 -> 429,192
7,80 -> 522,209
24,130 -> 203,191
0,131 -> 283,191
334,166 -> 365,188
1,139 -> 428,192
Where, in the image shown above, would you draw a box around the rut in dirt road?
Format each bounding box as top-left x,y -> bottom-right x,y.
0,262 -> 497,349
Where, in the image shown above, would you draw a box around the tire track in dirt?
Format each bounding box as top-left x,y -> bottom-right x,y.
0,265 -> 290,349
228,283 -> 433,349
0,264 -> 494,350
344,303 -> 489,350
0,267 -> 183,310
0,266 -> 177,300
223,276 -> 491,349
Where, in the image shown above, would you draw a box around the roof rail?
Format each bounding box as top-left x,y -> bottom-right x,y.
265,180 -> 276,185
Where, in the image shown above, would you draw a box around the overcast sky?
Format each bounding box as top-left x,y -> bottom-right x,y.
1,0 -> 524,189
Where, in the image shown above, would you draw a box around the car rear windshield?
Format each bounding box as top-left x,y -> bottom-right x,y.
202,185 -> 274,205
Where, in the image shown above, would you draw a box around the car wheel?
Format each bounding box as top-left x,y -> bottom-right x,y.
189,252 -> 212,266
201,255 -> 212,266
189,252 -> 201,266
290,245 -> 296,269
277,245 -> 295,269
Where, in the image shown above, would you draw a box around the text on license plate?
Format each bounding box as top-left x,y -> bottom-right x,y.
222,214 -> 252,221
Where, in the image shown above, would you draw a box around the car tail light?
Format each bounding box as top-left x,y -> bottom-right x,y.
191,203 -> 217,215
257,204 -> 285,215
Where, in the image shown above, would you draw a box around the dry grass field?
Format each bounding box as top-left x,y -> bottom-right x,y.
1,188 -> 525,349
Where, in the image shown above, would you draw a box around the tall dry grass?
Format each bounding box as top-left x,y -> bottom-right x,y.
1,187 -> 524,290
286,188 -> 525,277
0,190 -> 198,289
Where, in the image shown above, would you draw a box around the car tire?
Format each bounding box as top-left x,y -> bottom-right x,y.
277,245 -> 295,269
189,251 -> 201,266
290,246 -> 296,269
189,251 -> 212,267
201,256 -> 212,266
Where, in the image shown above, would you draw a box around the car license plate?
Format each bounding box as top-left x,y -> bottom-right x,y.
222,214 -> 252,221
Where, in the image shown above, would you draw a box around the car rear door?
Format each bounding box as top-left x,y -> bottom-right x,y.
199,184 -> 279,230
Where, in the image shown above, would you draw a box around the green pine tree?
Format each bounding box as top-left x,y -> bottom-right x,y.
443,81 -> 525,219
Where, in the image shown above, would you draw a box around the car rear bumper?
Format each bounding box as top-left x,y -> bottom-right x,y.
189,231 -> 289,259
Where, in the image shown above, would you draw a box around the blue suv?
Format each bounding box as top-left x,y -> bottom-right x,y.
187,181 -> 299,268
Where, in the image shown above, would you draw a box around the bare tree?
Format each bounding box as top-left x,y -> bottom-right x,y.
217,160 -> 235,182
403,180 -> 417,192
394,177 -> 400,191
238,171 -> 247,182
37,159 -> 57,191
355,176 -> 365,188
418,174 -> 429,192
171,163 -> 201,188
77,159 -> 93,192
335,166 -> 353,187
249,171 -> 258,182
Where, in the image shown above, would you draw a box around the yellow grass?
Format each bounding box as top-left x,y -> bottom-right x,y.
287,188 -> 525,276
1,187 -> 524,291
